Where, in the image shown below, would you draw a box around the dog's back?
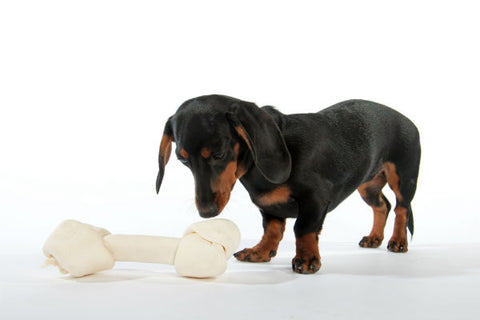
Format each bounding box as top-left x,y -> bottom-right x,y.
263,100 -> 420,205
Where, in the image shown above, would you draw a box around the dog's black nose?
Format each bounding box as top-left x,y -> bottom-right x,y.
198,204 -> 219,218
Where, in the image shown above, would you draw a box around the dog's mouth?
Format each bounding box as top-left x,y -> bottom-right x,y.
196,188 -> 233,218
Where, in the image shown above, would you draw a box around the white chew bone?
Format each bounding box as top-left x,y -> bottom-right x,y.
43,219 -> 240,278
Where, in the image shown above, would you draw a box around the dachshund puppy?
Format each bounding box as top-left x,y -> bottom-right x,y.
156,95 -> 421,274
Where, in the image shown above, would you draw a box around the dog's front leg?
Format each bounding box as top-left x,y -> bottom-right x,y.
291,199 -> 328,274
234,214 -> 285,262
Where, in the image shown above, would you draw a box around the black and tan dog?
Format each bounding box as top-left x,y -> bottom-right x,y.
156,95 -> 421,274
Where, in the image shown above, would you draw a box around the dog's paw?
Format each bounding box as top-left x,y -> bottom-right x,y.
359,235 -> 383,248
234,247 -> 276,262
291,255 -> 321,274
387,238 -> 408,252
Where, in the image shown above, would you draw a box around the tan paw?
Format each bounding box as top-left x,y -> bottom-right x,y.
387,238 -> 408,252
291,255 -> 321,274
359,235 -> 383,248
234,247 -> 276,262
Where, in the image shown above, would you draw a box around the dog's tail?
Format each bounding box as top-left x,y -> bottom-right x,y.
407,204 -> 414,238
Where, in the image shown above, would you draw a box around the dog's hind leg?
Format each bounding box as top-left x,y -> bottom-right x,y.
358,169 -> 391,248
384,160 -> 419,253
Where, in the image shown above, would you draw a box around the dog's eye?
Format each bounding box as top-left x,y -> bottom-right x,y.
212,151 -> 226,160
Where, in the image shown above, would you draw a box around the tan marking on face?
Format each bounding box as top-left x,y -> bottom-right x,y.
159,134 -> 173,166
212,161 -> 238,213
180,148 -> 189,159
201,147 -> 212,159
257,185 -> 291,207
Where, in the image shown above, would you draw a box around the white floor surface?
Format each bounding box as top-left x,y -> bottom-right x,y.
1,241 -> 479,320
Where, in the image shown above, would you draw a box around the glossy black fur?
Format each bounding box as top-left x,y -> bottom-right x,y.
156,94 -> 420,244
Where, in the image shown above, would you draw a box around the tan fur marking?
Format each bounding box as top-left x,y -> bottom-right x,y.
292,232 -> 321,273
159,134 -> 173,166
179,148 -> 189,159
384,162 -> 403,203
201,147 -> 211,159
235,126 -> 253,152
392,206 -> 407,239
233,142 -> 240,156
357,168 -> 388,244
296,232 -> 319,256
213,161 -> 238,213
370,206 -> 388,239
232,143 -> 248,178
257,185 -> 291,207
197,143 -> 243,214
235,163 -> 247,179
259,219 -> 286,251
382,162 -> 409,251
234,219 -> 286,262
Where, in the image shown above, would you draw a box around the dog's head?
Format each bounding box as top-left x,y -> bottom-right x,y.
156,95 -> 291,218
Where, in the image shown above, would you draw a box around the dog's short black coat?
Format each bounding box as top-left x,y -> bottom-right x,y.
156,95 -> 421,274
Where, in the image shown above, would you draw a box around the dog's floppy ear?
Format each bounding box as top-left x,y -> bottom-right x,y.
156,117 -> 174,194
227,102 -> 291,184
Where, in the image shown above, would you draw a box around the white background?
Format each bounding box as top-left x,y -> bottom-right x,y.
1,0 -> 478,250
1,1 -> 479,319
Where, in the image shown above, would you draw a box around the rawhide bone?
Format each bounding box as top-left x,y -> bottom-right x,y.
43,219 -> 240,278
